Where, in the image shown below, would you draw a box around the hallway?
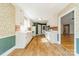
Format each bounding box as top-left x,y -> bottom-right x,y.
8,35 -> 74,56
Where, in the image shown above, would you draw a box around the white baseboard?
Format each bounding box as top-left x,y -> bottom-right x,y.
75,53 -> 79,56
15,46 -> 25,49
1,46 -> 16,56
75,52 -> 79,56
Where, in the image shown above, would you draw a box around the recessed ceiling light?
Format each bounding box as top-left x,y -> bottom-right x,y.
38,18 -> 41,20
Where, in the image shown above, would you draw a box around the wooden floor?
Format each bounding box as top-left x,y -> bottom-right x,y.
61,34 -> 74,54
8,35 -> 74,56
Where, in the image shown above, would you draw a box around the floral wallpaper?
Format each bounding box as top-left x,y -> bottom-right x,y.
0,3 -> 15,37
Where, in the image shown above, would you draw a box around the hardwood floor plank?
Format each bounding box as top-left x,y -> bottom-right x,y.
61,34 -> 74,55
8,35 -> 74,56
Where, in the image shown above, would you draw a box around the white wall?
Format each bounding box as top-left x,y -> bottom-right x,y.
47,16 -> 58,27
75,4 -> 79,38
13,5 -> 33,48
15,6 -> 24,25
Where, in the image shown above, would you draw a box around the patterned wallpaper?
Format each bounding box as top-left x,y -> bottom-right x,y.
0,3 -> 15,37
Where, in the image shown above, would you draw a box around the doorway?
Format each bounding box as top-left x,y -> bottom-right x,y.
32,23 -> 46,36
61,11 -> 74,54
63,24 -> 70,35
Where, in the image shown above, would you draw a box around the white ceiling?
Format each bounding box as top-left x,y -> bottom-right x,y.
15,3 -> 69,23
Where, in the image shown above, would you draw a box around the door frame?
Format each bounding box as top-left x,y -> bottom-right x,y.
58,8 -> 76,55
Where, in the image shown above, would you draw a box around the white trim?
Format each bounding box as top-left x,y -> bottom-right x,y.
59,8 -> 75,18
1,46 -> 16,56
74,8 -> 77,56
75,53 -> 79,56
0,34 -> 15,39
58,16 -> 61,44
58,8 -> 76,55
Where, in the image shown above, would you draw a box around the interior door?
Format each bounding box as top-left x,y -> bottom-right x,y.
63,24 -> 70,35
42,25 -> 46,34
38,24 -> 41,35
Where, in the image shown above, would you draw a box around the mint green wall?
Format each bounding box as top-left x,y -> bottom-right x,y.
0,35 -> 15,55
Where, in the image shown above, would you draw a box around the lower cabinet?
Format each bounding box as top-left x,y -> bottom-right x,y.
16,32 -> 32,48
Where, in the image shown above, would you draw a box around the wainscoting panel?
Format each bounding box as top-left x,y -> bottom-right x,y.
76,38 -> 79,54
0,35 -> 15,55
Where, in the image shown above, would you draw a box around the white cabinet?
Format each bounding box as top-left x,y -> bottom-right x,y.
16,32 -> 32,48
45,30 -> 58,43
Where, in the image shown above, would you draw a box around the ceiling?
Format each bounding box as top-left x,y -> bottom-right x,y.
15,3 -> 69,23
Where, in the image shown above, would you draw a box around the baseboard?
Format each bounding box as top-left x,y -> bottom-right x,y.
15,46 -> 25,49
50,41 -> 59,44
1,46 -> 16,56
75,53 -> 79,56
61,34 -> 74,35
74,50 -> 79,56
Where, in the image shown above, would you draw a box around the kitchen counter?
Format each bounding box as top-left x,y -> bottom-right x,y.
45,30 -> 58,43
